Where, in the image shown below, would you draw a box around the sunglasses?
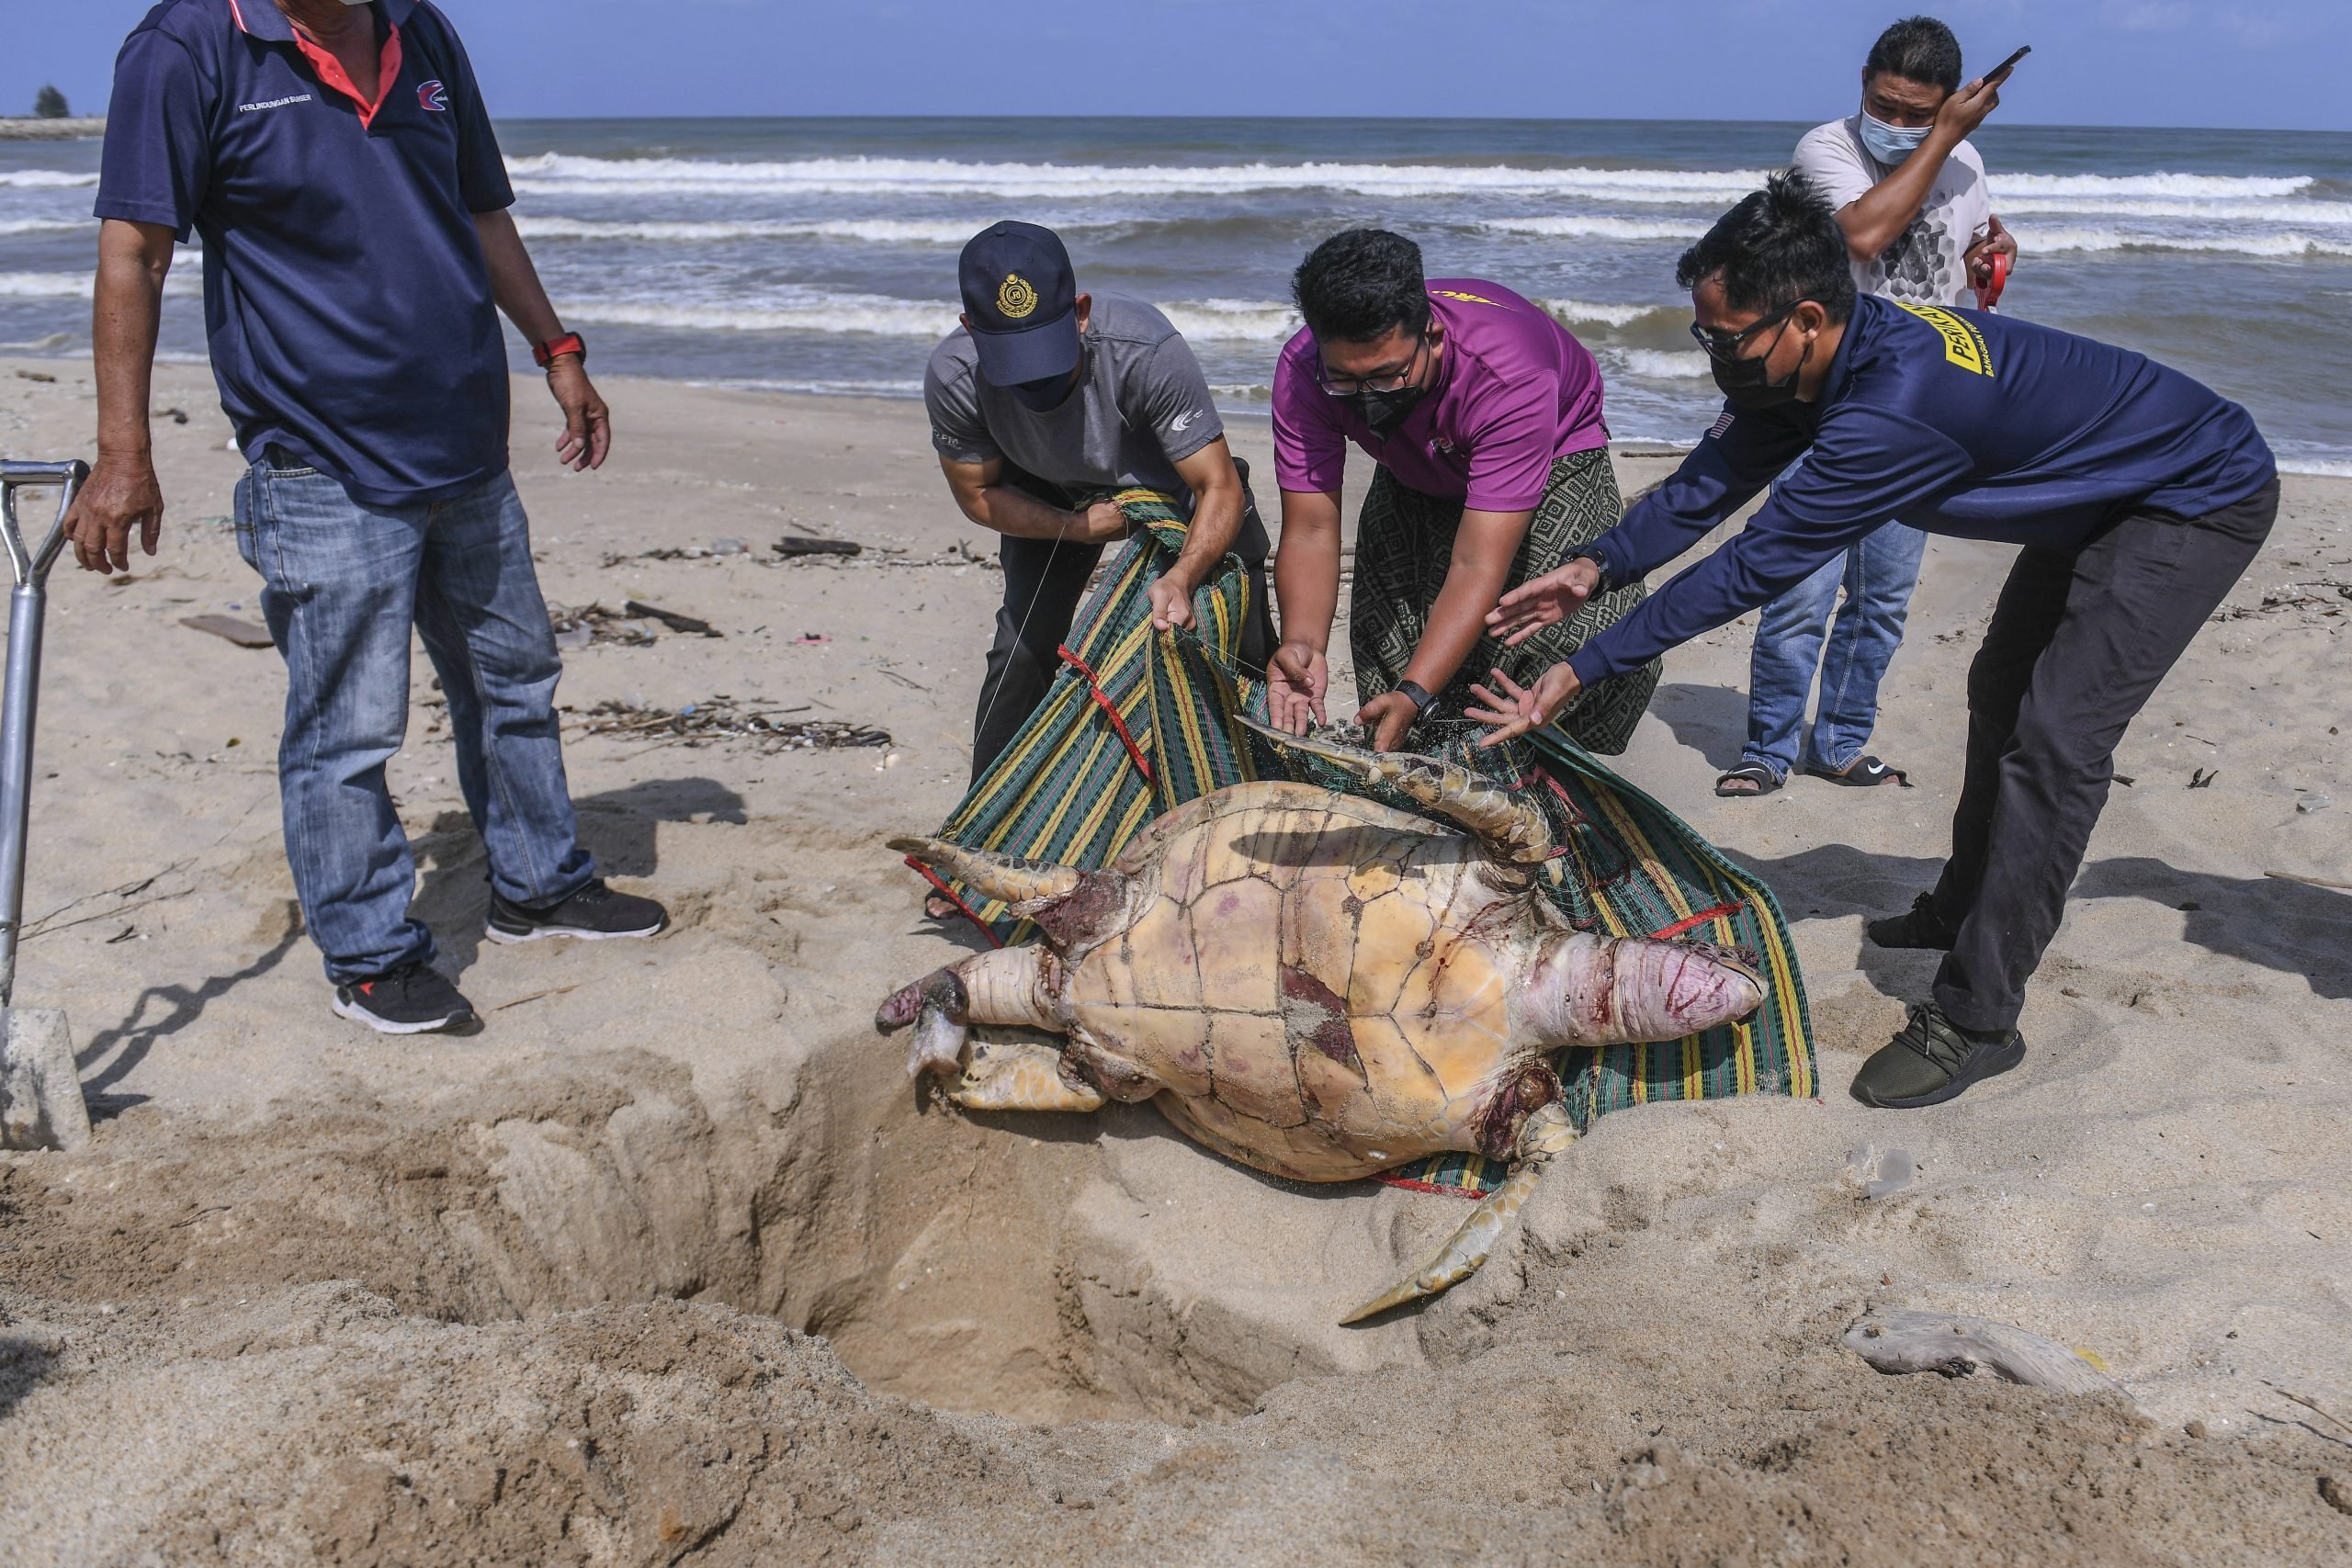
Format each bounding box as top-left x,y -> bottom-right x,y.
1689,300 -> 1808,364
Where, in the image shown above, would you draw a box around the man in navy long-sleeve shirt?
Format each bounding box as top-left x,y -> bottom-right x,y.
1474,172 -> 2277,1111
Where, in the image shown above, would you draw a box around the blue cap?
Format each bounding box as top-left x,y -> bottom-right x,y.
957,221 -> 1080,386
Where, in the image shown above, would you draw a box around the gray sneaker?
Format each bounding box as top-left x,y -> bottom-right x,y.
486,879 -> 669,944
1851,1003 -> 2025,1109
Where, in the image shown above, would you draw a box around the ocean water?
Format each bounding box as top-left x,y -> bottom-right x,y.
4,116 -> 2349,468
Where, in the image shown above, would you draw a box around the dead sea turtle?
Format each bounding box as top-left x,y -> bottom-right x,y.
877,722 -> 1764,1322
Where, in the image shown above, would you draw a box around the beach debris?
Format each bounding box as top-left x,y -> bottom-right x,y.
2188,768 -> 2218,789
709,537 -> 749,557
2267,1381 -> 2352,1446
13,370 -> 54,385
877,718 -> 1765,1325
775,534 -> 862,558
2297,792 -> 2333,814
624,599 -> 721,637
1844,1309 -> 2120,1396
2324,1476 -> 2352,1517
2266,869 -> 2352,892
178,614 -> 273,649
1847,1144 -> 1916,1199
790,633 -> 832,646
546,603 -> 655,649
576,697 -> 885,752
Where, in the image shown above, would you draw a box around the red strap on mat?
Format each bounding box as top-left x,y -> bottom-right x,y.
1057,643 -> 1153,784
1648,900 -> 1746,942
1374,1174 -> 1487,1200
906,856 -> 1004,948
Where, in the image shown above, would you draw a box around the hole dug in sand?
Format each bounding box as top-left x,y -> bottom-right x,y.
0,1027 -> 1422,1431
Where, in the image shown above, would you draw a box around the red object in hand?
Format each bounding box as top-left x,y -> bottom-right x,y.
1973,249 -> 2009,311
532,332 -> 587,368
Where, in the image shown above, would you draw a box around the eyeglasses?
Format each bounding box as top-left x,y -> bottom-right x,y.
1317,333 -> 1428,397
1689,300 -> 1806,364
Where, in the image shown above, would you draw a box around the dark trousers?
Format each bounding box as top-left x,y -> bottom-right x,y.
970,472 -> 1275,782
1927,479 -> 2278,1032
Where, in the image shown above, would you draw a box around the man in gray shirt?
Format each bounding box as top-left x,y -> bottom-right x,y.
926,221 -> 1272,782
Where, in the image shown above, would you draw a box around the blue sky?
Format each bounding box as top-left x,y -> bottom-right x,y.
7,0 -> 2348,132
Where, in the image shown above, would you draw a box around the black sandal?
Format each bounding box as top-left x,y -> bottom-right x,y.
1714,763 -> 1783,798
1805,755 -> 1910,788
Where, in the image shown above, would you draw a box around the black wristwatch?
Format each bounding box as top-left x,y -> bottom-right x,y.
1395,680 -> 1434,716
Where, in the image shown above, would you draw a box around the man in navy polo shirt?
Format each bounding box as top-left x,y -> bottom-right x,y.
1476,173 -> 2277,1111
66,0 -> 669,1036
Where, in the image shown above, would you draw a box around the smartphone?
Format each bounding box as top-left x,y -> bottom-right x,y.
1985,45 -> 2030,84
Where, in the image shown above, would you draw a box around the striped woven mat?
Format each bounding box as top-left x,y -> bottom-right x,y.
917,491 -> 1815,1196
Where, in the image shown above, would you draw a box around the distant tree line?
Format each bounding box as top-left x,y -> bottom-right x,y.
33,86 -> 71,119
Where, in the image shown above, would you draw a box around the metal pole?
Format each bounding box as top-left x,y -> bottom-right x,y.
0,460 -> 85,1009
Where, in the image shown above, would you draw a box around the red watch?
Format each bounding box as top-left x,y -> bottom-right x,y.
532,332 -> 586,368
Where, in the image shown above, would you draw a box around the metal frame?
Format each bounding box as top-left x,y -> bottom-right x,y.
0,459 -> 87,1007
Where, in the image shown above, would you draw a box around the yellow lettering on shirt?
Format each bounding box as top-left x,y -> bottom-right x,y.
1430,288 -> 1507,308
1894,302 -> 1994,377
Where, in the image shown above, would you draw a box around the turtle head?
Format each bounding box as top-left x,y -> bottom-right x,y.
1526,932 -> 1766,1048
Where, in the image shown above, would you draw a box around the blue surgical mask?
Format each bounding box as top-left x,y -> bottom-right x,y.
1859,110 -> 1931,166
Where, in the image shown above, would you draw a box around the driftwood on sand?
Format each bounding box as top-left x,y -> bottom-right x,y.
1844,1308 -> 2120,1396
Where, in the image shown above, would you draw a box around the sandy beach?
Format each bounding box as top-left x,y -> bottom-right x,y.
0,355 -> 2347,1563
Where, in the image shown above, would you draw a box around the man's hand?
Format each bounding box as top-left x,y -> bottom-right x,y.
1935,73 -> 2002,142
1468,665 -> 1580,748
1266,640 -> 1329,735
1486,557 -> 1600,647
1358,689 -> 1421,754
1966,214 -> 2018,289
1147,570 -> 1198,634
62,449 -> 165,574
547,359 -> 610,471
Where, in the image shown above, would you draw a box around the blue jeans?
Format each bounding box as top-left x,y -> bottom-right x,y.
1741,520 -> 1928,778
234,456 -> 594,981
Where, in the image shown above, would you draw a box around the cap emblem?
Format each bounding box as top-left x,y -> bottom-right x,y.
997,273 -> 1039,320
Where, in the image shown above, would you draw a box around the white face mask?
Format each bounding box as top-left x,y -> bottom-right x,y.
1859,110 -> 1932,165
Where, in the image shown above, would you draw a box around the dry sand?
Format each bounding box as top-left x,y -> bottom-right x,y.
1,355 -> 2347,1564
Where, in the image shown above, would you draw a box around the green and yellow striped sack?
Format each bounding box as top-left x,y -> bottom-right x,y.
916,491 -> 1814,1197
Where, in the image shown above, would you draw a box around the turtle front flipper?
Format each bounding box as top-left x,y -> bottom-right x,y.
1340,1101 -> 1577,1325
1239,717 -> 1553,866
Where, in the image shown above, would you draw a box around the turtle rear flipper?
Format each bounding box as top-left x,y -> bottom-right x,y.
891,837 -> 1132,949
1340,1101 -> 1577,1325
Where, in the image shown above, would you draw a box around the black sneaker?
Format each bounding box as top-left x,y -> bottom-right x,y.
1866,892 -> 1960,951
486,879 -> 669,945
333,963 -> 478,1035
1850,1003 -> 2026,1109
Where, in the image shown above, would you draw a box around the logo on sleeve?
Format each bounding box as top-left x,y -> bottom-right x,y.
418,80 -> 449,112
1430,288 -> 1505,308
1707,410 -> 1736,440
1169,410 -> 1199,434
996,273 -> 1038,320
1894,302 -> 1993,377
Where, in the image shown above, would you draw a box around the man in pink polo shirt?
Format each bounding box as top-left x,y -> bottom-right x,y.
1268,228 -> 1657,753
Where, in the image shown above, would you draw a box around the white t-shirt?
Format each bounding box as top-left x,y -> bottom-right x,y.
1794,117 -> 1992,307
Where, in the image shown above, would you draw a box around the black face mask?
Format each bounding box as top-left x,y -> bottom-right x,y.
1351,382 -> 1428,437
1710,321 -> 1809,411
1007,370 -> 1079,413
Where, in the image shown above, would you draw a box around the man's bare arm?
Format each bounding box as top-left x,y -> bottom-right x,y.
1163,436 -> 1244,593
474,208 -> 608,471
1834,75 -> 2002,262
61,218 -> 175,574
937,455 -> 1127,544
